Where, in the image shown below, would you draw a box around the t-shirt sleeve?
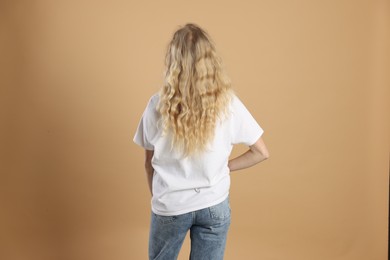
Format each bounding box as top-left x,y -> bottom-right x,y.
133,97 -> 155,150
230,95 -> 264,146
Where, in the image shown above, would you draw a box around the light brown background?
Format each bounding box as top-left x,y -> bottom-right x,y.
0,0 -> 389,259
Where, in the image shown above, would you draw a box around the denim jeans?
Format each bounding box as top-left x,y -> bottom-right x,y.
149,196 -> 231,260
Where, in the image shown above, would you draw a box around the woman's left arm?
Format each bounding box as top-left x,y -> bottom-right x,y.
144,149 -> 154,196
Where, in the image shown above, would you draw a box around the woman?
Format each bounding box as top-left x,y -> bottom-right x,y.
133,23 -> 269,260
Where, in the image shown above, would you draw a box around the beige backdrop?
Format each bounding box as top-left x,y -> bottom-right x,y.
0,0 -> 389,259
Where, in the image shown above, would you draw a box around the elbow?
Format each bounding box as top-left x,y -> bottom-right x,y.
249,137 -> 269,162
250,149 -> 270,163
262,146 -> 270,160
253,151 -> 269,164
258,151 -> 269,162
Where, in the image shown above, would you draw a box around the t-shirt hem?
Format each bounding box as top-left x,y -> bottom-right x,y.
151,192 -> 230,216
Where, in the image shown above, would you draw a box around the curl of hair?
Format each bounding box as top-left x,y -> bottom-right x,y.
157,23 -> 234,157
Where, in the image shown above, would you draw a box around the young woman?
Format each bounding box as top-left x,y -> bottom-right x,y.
133,23 -> 269,260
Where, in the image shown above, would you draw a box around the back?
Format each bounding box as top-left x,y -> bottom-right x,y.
133,92 -> 264,216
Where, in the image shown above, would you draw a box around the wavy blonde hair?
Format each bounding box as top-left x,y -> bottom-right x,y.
157,23 -> 233,157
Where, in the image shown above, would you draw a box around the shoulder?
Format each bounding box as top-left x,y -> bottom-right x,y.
228,92 -> 257,120
143,92 -> 160,112
150,92 -> 160,103
229,92 -> 246,111
147,92 -> 160,106
142,92 -> 160,122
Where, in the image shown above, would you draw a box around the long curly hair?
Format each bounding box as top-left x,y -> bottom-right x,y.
157,23 -> 233,157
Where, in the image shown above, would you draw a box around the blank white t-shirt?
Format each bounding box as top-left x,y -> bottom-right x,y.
133,92 -> 264,216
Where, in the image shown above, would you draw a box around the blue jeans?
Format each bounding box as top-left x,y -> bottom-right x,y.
149,196 -> 231,260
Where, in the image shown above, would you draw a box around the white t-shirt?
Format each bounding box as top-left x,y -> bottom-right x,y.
133,92 -> 264,216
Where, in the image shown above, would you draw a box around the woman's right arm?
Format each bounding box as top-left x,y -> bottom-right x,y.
144,149 -> 154,196
228,136 -> 269,172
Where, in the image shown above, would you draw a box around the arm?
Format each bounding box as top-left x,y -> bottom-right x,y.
228,136 -> 269,172
144,149 -> 154,196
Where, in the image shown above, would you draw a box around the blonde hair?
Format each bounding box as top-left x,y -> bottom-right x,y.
157,23 -> 233,157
